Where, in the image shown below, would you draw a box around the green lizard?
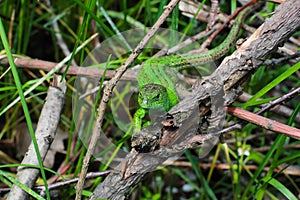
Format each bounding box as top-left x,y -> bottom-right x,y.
133,1 -> 261,133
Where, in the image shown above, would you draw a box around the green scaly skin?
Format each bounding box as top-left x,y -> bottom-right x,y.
133,2 -> 261,133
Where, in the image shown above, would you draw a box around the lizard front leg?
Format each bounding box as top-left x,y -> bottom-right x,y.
133,107 -> 146,133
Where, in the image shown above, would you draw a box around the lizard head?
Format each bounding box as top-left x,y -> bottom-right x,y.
138,84 -> 170,110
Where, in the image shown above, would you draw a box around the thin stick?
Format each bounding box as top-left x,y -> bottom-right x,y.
219,86 -> 300,134
0,171 -> 111,194
44,0 -> 78,67
197,0 -> 258,53
225,106 -> 300,139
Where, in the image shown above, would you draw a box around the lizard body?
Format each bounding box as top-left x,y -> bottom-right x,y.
133,2 -> 262,132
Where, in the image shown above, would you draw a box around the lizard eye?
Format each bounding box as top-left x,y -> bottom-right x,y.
154,93 -> 160,99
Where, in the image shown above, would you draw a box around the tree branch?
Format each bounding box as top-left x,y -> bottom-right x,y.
91,0 -> 300,199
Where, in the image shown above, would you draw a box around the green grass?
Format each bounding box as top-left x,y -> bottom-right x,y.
0,0 -> 299,199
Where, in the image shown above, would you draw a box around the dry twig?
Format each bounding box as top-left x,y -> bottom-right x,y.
7,76 -> 66,200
